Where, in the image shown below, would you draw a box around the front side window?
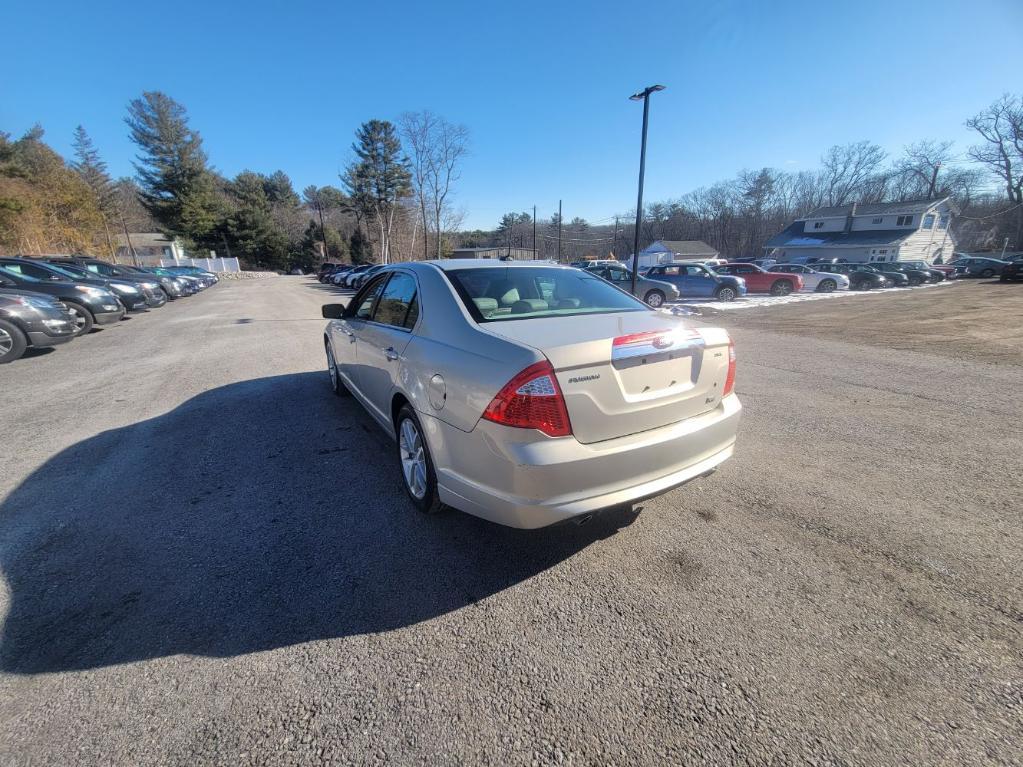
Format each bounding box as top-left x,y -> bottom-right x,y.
351,276 -> 388,319
374,272 -> 419,329
446,267 -> 646,323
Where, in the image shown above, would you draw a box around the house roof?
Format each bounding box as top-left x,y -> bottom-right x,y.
764,222 -> 913,249
643,240 -> 719,256
802,197 -> 952,219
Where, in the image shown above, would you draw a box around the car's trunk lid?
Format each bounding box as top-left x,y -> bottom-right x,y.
482,312 -> 731,444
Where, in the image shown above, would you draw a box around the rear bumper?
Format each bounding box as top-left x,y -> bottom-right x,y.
426,394 -> 741,529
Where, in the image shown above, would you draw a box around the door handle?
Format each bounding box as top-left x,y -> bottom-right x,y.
384,347 -> 399,361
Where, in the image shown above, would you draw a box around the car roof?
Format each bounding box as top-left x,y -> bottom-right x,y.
417,259 -> 572,272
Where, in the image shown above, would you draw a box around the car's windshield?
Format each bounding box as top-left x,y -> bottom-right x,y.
446,267 -> 646,322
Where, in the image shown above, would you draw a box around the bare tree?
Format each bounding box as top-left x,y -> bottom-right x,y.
967,94 -> 1023,246
399,111 -> 469,260
820,141 -> 887,206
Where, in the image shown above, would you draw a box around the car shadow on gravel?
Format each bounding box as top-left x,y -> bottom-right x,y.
0,372 -> 636,674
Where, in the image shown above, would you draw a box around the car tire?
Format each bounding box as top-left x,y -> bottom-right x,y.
714,286 -> 737,302
908,276 -> 924,286
770,279 -> 794,296
817,279 -> 837,293
980,268 -> 995,278
325,338 -> 350,397
62,300 -> 94,336
0,319 -> 28,364
643,290 -> 665,307
395,404 -> 444,515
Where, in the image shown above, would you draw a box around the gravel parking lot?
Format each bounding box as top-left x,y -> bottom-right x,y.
1,276 -> 1020,766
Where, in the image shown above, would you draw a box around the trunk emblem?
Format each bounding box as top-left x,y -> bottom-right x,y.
651,336 -> 674,349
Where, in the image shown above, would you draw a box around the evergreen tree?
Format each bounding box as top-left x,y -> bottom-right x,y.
125,91 -> 222,247
341,120 -> 411,262
70,126 -> 117,216
223,171 -> 289,269
349,228 -> 372,264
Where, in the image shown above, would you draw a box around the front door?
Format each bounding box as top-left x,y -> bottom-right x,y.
332,275 -> 388,394
350,271 -> 421,426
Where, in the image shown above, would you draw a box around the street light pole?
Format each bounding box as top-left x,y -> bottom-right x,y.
629,84 -> 665,297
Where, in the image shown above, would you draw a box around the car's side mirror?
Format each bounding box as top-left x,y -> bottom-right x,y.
322,304 -> 346,319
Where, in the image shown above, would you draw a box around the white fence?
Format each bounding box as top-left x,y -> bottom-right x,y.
159,257 -> 241,273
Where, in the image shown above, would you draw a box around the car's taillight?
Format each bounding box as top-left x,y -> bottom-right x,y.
482,360 -> 572,437
723,338 -> 736,396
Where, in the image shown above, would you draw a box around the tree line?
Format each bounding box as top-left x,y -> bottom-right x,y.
0,92 -> 470,269
480,93 -> 1023,260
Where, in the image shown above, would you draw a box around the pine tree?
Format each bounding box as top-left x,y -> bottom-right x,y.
70,126 -> 118,258
125,91 -> 222,248
341,120 -> 411,263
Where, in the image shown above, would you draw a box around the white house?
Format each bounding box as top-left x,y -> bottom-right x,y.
114,232 -> 188,266
764,198 -> 958,264
632,240 -> 719,269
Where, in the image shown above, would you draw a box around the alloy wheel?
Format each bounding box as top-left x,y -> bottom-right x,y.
398,418 -> 427,500
717,287 -> 736,302
0,327 -> 12,356
69,307 -> 86,332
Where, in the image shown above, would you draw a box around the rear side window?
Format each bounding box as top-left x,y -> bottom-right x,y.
446,267 -> 645,323
374,272 -> 419,329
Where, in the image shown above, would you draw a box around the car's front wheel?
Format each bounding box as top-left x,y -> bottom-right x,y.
325,338 -> 349,397
62,300 -> 94,336
817,279 -> 837,293
643,290 -> 665,307
715,286 -> 737,302
0,319 -> 27,364
770,279 -> 794,296
980,268 -> 995,278
395,405 -> 443,515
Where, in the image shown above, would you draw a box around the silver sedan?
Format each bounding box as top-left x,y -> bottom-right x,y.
321,261 -> 741,528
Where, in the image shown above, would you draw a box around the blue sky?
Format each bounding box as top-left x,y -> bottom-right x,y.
3,0 -> 1019,229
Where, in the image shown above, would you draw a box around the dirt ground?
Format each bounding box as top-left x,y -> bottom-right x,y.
708,280 -> 1023,366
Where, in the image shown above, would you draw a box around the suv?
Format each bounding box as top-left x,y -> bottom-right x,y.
645,262 -> 747,302
44,257 -> 167,307
0,289 -> 77,363
947,256 -> 1008,278
0,266 -> 123,335
876,261 -> 937,285
0,257 -> 151,312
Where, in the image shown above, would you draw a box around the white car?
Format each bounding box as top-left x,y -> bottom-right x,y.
769,264 -> 850,292
321,261 -> 740,529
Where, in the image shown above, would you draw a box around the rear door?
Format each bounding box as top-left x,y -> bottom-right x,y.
485,313 -> 731,444
684,265 -> 716,296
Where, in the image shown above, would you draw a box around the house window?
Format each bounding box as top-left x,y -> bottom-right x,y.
923,214 -> 935,229
813,221 -> 824,229
872,217 -> 883,224
879,249 -> 888,255
896,215 -> 914,226
938,215 -> 949,229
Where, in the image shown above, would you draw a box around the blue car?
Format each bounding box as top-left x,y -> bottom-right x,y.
644,263 -> 747,302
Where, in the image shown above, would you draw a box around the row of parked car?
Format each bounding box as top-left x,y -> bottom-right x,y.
318,263 -> 389,289
0,256 -> 218,363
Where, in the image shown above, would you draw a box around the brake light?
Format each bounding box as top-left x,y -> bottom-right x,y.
723,338 -> 736,396
482,360 -> 572,437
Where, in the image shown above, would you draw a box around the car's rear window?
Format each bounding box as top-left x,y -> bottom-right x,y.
446,266 -> 646,323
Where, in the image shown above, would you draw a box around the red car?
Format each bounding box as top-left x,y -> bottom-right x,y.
715,263 -> 805,295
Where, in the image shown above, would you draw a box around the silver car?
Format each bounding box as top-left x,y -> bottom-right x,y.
321,261 -> 741,529
583,263 -> 681,307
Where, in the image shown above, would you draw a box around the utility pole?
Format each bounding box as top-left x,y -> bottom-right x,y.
612,216 -> 619,259
557,199 -> 562,262
533,205 -> 537,259
1001,237 -> 1010,258
629,85 -> 665,297
927,162 -> 942,199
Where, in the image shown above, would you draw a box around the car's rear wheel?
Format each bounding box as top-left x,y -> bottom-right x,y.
715,286 -> 737,302
643,290 -> 665,307
770,279 -> 794,296
0,319 -> 27,364
62,300 -> 94,336
817,279 -> 837,293
908,275 -> 924,286
395,405 -> 443,514
325,338 -> 349,396
980,268 -> 995,278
